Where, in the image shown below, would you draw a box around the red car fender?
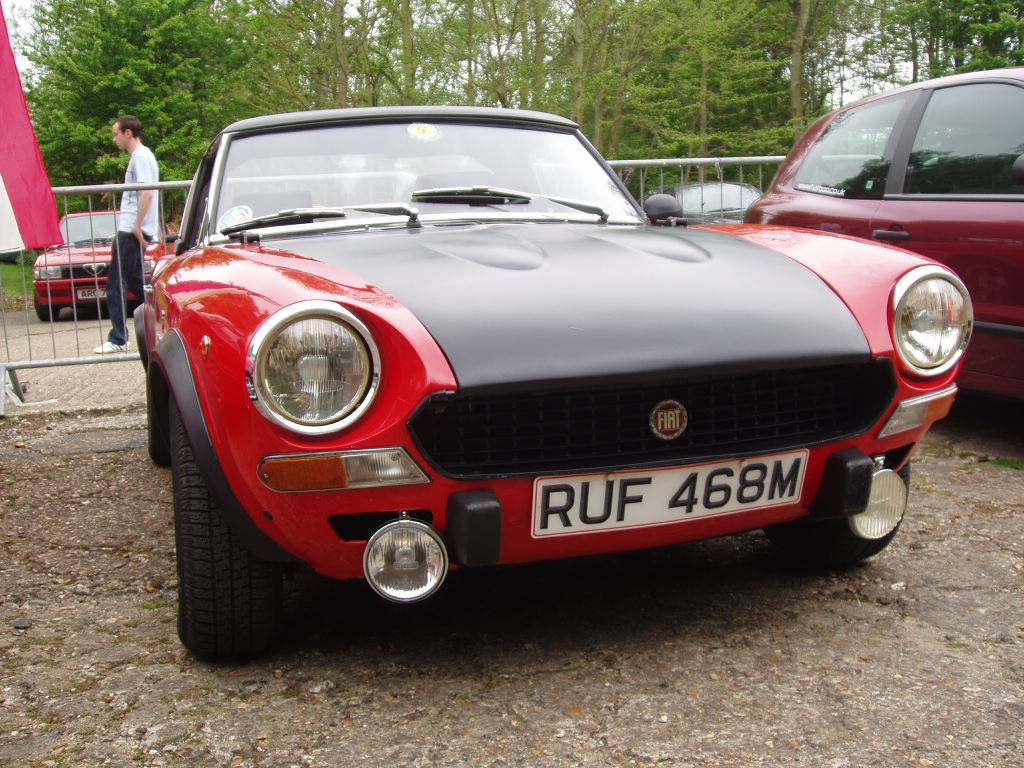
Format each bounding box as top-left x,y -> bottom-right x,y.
708,224 -> 956,356
152,244 -> 458,564
708,224 -> 966,439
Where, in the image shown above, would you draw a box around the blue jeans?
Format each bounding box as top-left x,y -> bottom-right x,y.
107,230 -> 147,346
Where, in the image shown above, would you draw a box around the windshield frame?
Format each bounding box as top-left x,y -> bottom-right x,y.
201,115 -> 643,243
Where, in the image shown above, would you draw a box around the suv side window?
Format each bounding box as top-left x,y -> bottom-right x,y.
793,96 -> 907,199
904,83 -> 1024,195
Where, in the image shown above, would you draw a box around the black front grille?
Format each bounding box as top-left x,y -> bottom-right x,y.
70,265 -> 109,280
409,361 -> 896,478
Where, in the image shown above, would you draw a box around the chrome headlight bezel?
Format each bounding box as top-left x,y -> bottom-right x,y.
363,518 -> 449,603
891,266 -> 973,377
247,300 -> 381,435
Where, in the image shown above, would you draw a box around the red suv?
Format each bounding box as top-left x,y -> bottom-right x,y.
747,68 -> 1024,399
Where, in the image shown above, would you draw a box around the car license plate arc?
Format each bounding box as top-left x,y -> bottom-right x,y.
77,288 -> 107,300
532,450 -> 808,538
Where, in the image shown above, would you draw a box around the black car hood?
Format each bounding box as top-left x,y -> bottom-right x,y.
277,222 -> 871,393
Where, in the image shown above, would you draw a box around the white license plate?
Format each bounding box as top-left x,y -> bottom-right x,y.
532,450 -> 808,538
77,288 -> 106,300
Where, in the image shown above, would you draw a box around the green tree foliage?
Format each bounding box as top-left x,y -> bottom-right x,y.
843,1 -> 1024,90
621,0 -> 795,159
16,0 -> 1024,188
25,0 -> 253,186
904,0 -> 1024,74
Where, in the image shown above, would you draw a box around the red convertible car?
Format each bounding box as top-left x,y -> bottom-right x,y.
136,107 -> 972,660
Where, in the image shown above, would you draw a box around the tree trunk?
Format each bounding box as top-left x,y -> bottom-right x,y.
790,0 -> 812,139
332,0 -> 351,107
401,0 -> 416,101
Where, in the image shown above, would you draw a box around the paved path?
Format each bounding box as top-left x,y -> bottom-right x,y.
1,308 -> 145,416
0,395 -> 1021,768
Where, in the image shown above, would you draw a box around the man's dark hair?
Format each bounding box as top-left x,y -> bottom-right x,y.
116,115 -> 143,139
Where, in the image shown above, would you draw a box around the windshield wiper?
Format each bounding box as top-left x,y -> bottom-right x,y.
71,237 -> 115,246
221,203 -> 427,238
411,186 -> 532,205
347,202 -> 420,226
411,186 -> 609,222
220,207 -> 348,236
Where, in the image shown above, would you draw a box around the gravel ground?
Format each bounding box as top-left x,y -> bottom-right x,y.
0,394 -> 1021,768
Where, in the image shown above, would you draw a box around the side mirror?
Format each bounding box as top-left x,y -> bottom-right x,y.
643,193 -> 686,226
1012,154 -> 1024,186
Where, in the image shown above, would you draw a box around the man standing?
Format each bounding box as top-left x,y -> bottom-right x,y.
94,115 -> 159,353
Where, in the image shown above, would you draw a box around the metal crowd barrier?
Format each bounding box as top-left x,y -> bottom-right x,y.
1,180 -> 191,415
2,158 -> 784,415
606,152 -> 782,201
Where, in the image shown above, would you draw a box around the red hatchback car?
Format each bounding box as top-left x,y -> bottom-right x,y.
747,68 -> 1024,398
33,210 -> 171,322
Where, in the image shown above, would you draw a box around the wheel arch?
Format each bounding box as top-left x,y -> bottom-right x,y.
153,328 -> 299,564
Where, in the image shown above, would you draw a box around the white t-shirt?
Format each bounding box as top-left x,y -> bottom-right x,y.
119,144 -> 160,236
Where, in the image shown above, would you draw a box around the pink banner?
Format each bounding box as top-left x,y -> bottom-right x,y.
1,6 -> 61,251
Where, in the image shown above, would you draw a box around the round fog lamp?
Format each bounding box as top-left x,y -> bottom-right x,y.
849,469 -> 907,540
363,519 -> 448,602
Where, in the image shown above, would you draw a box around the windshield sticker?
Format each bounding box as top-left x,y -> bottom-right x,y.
408,123 -> 441,142
796,183 -> 846,197
218,205 -> 253,231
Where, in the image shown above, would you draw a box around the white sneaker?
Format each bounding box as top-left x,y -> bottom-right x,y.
94,341 -> 128,354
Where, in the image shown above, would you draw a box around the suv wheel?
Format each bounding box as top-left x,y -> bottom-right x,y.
34,297 -> 57,322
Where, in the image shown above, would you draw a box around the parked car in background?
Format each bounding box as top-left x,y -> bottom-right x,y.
138,106 -> 971,660
660,180 -> 762,223
33,210 -> 174,322
747,67 -> 1024,399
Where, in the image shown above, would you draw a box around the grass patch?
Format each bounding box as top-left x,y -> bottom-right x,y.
141,598 -> 175,610
72,677 -> 100,694
988,457 -> 1024,471
0,254 -> 36,307
974,502 -> 1004,515
19,636 -> 62,650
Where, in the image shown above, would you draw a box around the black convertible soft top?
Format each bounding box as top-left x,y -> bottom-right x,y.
222,106 -> 578,136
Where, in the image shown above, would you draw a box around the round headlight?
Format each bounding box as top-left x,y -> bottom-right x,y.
892,267 -> 972,376
249,301 -> 380,433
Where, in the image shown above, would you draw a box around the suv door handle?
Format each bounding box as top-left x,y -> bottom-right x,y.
873,228 -> 911,242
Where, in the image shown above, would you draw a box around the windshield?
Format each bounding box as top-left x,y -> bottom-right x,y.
678,183 -> 761,213
60,212 -> 118,245
213,121 -> 641,231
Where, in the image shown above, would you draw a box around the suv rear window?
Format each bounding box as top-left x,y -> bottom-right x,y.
904,83 -> 1024,195
794,96 -> 908,199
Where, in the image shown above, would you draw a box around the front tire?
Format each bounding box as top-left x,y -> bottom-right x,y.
171,398 -> 284,660
34,297 -> 58,322
764,464 -> 910,568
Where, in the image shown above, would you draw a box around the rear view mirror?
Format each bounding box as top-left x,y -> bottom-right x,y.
643,193 -> 686,226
